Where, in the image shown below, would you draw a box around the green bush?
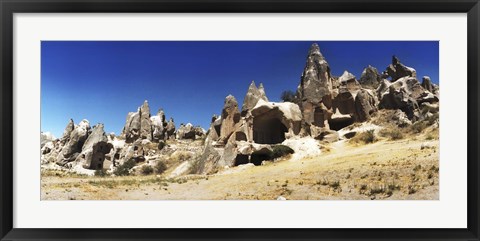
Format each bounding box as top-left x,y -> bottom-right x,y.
113,158 -> 136,176
140,165 -> 154,175
280,90 -> 297,103
271,145 -> 295,159
154,160 -> 168,174
94,169 -> 108,177
158,141 -> 166,150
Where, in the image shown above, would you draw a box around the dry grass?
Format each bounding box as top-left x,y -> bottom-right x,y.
349,130 -> 376,144
41,128 -> 439,200
379,128 -> 404,140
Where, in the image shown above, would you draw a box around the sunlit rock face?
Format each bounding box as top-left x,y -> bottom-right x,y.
241,81 -> 269,116
77,123 -> 113,170
382,56 -> 417,81
297,43 -> 333,104
56,119 -> 91,166
359,65 -> 383,89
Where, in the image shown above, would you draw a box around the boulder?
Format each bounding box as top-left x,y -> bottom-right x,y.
355,89 -> 378,122
194,126 -> 206,139
310,125 -> 339,142
359,65 -> 382,89
176,123 -> 196,140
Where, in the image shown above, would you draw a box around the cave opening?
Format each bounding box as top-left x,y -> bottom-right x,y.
235,132 -> 247,141
253,116 -> 287,144
313,107 -> 326,127
328,117 -> 354,131
250,153 -> 271,166
234,154 -> 249,166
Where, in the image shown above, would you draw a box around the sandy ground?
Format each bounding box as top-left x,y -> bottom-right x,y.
41,133 -> 439,200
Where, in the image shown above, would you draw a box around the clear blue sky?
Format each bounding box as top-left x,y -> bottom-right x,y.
41,41 -> 439,137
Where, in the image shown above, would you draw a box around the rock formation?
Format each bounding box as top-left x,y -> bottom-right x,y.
359,65 -> 382,89
75,123 -> 113,170
382,56 -> 417,81
139,101 -> 152,140
166,117 -> 176,139
56,119 -> 91,166
177,123 -> 206,140
296,43 -> 335,128
295,44 -> 380,133
374,56 -> 439,121
297,43 -> 333,104
122,111 -> 141,143
219,95 -> 241,144
62,119 -> 75,140
241,81 -> 269,115
41,42 -> 440,177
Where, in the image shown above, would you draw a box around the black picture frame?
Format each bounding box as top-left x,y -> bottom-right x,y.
1,0 -> 479,240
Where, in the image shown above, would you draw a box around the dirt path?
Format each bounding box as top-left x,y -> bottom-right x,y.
41,138 -> 439,200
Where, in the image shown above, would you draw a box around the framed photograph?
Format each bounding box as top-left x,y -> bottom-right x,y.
1,0 -> 479,240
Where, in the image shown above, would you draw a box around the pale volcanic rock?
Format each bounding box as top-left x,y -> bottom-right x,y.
219,95 -> 241,144
241,80 -> 269,115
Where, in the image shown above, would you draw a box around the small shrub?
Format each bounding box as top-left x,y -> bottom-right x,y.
280,90 -> 297,103
94,169 -> 108,177
271,145 -> 295,159
158,141 -> 166,150
171,151 -> 193,162
379,128 -> 404,140
140,165 -> 154,175
409,121 -> 427,133
350,130 -> 376,144
113,158 -> 136,176
154,160 -> 167,174
328,180 -> 340,189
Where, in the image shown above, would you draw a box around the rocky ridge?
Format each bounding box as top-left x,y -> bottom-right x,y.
41,43 -> 439,177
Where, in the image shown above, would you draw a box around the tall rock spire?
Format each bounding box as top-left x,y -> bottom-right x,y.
297,43 -> 333,104
241,80 -> 269,116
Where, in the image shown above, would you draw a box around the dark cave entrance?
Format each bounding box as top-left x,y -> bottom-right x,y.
234,154 -> 249,166
235,132 -> 247,141
328,117 -> 354,131
253,116 -> 288,144
313,107 -> 326,127
250,153 -> 271,166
